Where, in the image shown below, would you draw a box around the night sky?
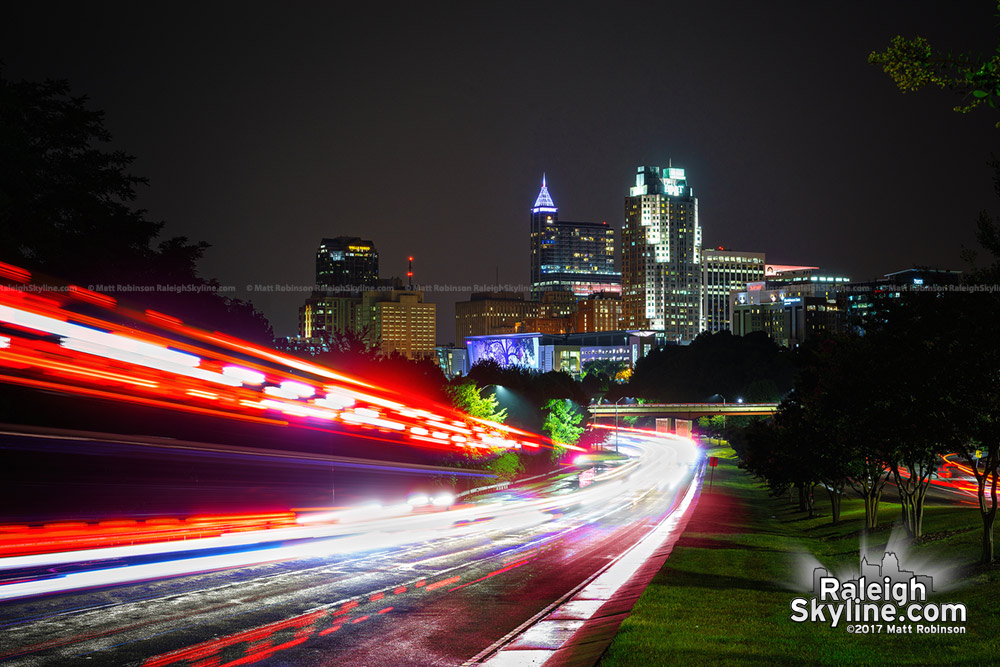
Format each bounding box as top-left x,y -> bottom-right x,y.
3,1 -> 997,341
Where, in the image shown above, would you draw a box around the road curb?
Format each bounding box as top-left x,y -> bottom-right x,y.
470,463 -> 706,666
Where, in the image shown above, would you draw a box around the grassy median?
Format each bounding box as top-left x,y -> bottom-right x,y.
598,447 -> 1000,665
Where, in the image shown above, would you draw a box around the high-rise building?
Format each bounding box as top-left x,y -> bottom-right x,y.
316,237 -> 379,290
529,176 -> 619,299
298,294 -> 362,340
362,289 -> 436,360
622,165 -> 703,341
701,248 -> 766,333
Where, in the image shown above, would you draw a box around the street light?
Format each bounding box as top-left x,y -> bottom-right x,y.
712,395 -> 743,432
614,396 -> 633,453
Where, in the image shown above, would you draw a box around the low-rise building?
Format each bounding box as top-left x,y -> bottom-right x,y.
731,269 -> 850,347
574,292 -> 623,332
434,345 -> 468,378
464,330 -> 666,377
840,267 -> 963,333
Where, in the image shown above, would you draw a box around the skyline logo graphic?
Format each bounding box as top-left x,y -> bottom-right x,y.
790,552 -> 967,634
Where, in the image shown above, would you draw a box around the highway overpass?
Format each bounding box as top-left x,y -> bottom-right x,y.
589,402 -> 779,421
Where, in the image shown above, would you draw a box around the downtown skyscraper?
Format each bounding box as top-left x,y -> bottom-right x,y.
621,165 -> 702,342
529,175 -> 619,300
315,237 -> 379,290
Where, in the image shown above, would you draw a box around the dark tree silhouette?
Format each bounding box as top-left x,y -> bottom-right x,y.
0,70 -> 273,343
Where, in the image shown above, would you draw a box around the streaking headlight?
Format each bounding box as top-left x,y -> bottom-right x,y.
432,492 -> 455,507
407,494 -> 430,507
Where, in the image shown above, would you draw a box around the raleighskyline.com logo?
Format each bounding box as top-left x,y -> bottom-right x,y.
789,553 -> 967,634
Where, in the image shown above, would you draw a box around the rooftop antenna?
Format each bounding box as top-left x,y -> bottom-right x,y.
407,256 -> 414,289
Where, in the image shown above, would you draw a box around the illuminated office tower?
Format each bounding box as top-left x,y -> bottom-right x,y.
316,237 -> 378,290
362,289 -> 436,360
621,165 -> 703,342
701,248 -> 766,333
298,294 -> 361,340
529,175 -> 619,300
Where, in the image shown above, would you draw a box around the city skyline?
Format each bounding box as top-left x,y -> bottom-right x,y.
2,2 -> 995,341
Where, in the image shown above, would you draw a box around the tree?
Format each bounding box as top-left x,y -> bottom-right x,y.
963,158 -> 1000,284
958,201 -> 1000,562
869,5 -> 1000,126
0,70 -> 273,342
855,296 -> 963,540
447,382 -> 507,423
869,21 -> 1000,551
484,451 -> 523,483
582,359 -> 625,380
741,408 -> 820,518
627,330 -> 792,403
800,337 -> 893,530
698,415 -> 727,442
542,398 -> 584,459
891,288 -> 1000,560
941,304 -> 1000,563
1,73 -> 163,280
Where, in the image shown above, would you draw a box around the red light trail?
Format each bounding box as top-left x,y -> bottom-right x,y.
0,263 -> 558,455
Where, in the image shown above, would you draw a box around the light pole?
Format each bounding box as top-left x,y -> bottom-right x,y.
716,393 -> 727,436
614,396 -> 630,453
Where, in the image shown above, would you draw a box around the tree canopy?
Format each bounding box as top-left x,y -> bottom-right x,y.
869,4 -> 1000,126
447,382 -> 508,423
626,330 -> 792,403
542,398 -> 584,447
0,70 -> 273,343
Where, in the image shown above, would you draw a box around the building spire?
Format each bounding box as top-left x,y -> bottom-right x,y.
532,173 -> 555,210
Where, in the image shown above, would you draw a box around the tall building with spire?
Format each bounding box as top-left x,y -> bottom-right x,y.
622,165 -> 703,342
529,175 -> 619,300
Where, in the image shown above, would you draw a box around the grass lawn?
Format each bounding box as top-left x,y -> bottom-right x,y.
598,446 -> 1000,665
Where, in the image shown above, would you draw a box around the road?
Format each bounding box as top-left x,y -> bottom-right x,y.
0,431 -> 699,666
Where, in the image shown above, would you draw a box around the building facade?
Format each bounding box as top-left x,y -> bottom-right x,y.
316,237 -> 379,290
731,269 -> 850,347
622,165 -> 703,342
840,267 -> 963,334
574,292 -> 623,332
362,289 -> 436,360
454,292 -> 541,341
701,248 -> 766,333
529,176 -> 620,299
434,345 -> 469,378
298,294 -> 362,340
464,331 -> 666,378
